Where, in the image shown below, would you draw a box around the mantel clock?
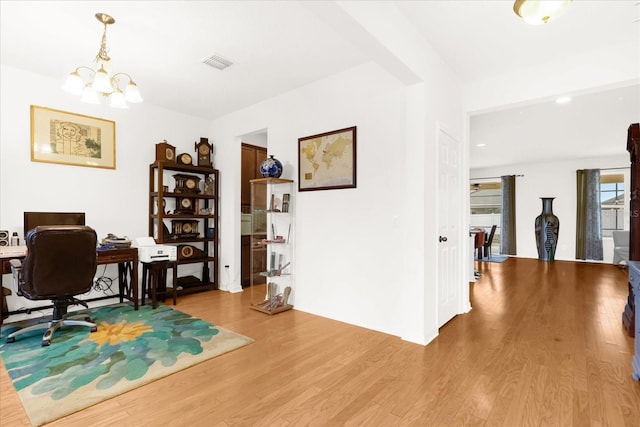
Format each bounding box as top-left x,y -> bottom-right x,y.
195,137 -> 213,167
155,140 -> 176,163
173,174 -> 201,194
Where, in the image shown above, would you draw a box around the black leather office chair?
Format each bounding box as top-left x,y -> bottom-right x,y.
6,225 -> 98,346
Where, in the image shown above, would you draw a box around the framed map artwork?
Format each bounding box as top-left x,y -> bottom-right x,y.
30,105 -> 116,169
298,126 -> 356,191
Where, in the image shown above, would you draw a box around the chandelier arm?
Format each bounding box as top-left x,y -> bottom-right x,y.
111,72 -> 137,84
72,65 -> 97,76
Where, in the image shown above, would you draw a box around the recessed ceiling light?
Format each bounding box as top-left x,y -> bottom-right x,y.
555,96 -> 572,104
476,143 -> 486,147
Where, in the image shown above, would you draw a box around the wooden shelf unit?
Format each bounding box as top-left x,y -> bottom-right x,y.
148,161 -> 219,292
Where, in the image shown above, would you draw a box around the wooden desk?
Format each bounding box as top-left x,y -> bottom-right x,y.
0,247 -> 139,325
96,248 -> 139,310
470,229 -> 485,259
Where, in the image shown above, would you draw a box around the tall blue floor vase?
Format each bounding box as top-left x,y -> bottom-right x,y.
535,197 -> 559,261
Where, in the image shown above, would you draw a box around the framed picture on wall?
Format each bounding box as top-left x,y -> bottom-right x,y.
298,126 -> 356,191
30,105 -> 116,169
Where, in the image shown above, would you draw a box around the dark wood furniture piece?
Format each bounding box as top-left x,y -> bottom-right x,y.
241,143 -> 267,207
96,247 -> 139,310
472,230 -> 485,259
628,260 -> 640,380
149,161 -> 219,293
241,143 -> 267,287
0,246 -> 139,326
141,260 -> 178,308
624,123 -> 640,337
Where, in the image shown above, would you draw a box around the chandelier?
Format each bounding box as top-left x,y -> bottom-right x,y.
513,0 -> 573,25
62,13 -> 143,108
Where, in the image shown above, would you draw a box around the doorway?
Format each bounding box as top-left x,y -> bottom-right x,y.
240,136 -> 267,288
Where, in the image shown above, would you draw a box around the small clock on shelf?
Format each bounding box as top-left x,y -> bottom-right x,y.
175,197 -> 195,214
155,140 -> 176,163
177,244 -> 205,260
177,152 -> 193,166
173,174 -> 201,194
171,220 -> 200,239
195,137 -> 213,167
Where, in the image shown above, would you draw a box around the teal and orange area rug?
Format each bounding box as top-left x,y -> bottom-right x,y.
0,303 -> 253,426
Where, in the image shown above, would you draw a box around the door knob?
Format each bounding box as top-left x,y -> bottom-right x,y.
439,236 -> 447,242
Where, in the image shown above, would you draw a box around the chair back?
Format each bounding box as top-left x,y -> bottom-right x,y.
21,225 -> 97,300
486,225 -> 497,245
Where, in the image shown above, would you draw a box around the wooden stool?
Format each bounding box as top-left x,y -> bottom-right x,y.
141,260 -> 177,308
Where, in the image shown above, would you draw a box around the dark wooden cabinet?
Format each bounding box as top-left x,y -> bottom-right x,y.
241,144 -> 267,208
241,143 -> 267,287
149,162 -> 219,293
624,123 -> 640,336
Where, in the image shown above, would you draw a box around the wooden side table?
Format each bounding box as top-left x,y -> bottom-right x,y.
141,261 -> 177,308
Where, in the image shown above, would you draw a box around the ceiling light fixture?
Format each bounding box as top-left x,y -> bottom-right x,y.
62,13 -> 143,108
555,96 -> 572,104
513,0 -> 573,25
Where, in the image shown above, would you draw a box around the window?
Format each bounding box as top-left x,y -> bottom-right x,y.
470,181 -> 501,250
600,174 -> 625,237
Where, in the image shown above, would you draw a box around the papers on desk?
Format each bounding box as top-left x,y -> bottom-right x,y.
0,245 -> 27,258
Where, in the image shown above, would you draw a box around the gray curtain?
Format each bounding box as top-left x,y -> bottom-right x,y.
500,175 -> 517,255
576,169 -> 603,260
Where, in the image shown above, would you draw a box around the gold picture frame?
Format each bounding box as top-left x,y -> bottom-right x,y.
298,126 -> 357,191
30,105 -> 116,169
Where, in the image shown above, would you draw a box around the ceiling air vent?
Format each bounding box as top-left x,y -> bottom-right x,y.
202,54 -> 233,70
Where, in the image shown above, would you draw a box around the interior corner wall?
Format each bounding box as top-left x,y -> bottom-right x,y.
470,154 -> 628,261
211,62 -> 413,338
0,65 -> 211,310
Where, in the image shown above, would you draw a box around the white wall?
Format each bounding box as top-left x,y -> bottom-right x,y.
210,0 -> 465,344
470,154 -> 628,261
212,59 -> 463,342
212,62 -> 408,336
0,65 -> 211,315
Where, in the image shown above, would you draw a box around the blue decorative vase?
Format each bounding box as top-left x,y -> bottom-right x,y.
260,155 -> 283,178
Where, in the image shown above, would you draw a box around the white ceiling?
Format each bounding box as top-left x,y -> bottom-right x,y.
1,1 -> 639,168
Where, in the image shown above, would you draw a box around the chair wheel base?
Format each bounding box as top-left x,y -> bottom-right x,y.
41,340 -> 50,347
6,337 -> 15,343
90,326 -> 97,332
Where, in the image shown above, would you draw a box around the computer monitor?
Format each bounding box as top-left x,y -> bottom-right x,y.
23,212 -> 86,238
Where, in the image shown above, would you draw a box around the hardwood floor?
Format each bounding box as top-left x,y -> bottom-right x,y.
1,257 -> 638,426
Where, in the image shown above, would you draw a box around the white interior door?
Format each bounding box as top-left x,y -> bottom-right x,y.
437,125 -> 461,328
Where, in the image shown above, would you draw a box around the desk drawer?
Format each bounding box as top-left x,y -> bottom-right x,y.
96,248 -> 138,265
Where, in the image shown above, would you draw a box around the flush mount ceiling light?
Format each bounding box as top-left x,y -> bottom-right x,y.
513,0 -> 573,25
555,96 -> 572,104
62,13 -> 143,108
